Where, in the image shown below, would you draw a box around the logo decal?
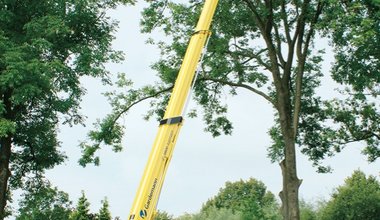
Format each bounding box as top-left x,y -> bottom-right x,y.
140,210 -> 147,219
144,178 -> 158,210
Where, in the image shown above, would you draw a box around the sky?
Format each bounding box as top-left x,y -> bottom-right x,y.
9,1 -> 379,219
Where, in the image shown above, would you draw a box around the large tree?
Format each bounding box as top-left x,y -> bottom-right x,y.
176,207 -> 243,220
0,0 -> 135,218
202,178 -> 280,220
80,0 -> 380,219
320,170 -> 380,220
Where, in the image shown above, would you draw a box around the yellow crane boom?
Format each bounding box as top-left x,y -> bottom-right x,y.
128,1 -> 219,219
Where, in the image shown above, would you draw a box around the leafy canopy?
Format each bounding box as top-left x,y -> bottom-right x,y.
16,182 -> 72,220
0,0 -> 133,189
176,207 -> 243,220
202,178 -> 281,220
320,0 -> 380,162
0,0 -> 135,218
154,210 -> 174,220
320,170 -> 380,220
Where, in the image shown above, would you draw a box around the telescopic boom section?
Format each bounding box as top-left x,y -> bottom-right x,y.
128,1 -> 219,220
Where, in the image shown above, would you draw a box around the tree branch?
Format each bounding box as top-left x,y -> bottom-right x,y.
273,22 -> 286,67
200,76 -> 278,109
303,1 -> 324,58
281,1 -> 292,46
232,44 -> 271,70
293,1 -> 325,138
283,0 -> 310,85
242,0 -> 265,31
264,0 -> 274,36
332,130 -> 380,146
111,86 -> 174,126
243,0 -> 282,88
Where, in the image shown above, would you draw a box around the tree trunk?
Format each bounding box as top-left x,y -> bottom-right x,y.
0,136 -> 11,220
276,86 -> 302,220
279,150 -> 302,220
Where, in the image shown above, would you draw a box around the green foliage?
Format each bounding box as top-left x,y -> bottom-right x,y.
69,191 -> 95,220
0,119 -> 15,138
312,0 -> 380,164
319,170 -> 380,220
98,198 -> 112,220
79,73 -> 174,165
267,0 -> 380,170
0,0 -> 133,216
326,0 -> 380,93
160,178 -> 280,220
299,200 -> 318,220
16,186 -> 116,220
176,207 -> 243,220
155,210 -> 174,220
201,178 -> 281,220
16,182 -> 72,220
162,172 -> 380,220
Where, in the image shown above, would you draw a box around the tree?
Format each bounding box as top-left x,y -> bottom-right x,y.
176,207 -> 243,220
0,0 -> 135,219
299,200 -> 318,220
319,170 -> 380,220
158,178 -> 279,220
98,198 -> 112,220
70,191 -> 96,220
154,210 -> 174,220
80,0 -> 379,219
16,182 -> 72,220
202,178 -> 280,220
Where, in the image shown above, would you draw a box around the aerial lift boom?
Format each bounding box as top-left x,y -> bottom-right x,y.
128,0 -> 219,219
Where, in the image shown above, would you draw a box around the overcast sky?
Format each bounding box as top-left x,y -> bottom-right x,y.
24,1 -> 380,219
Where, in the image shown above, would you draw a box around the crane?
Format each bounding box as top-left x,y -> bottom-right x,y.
128,0 -> 219,219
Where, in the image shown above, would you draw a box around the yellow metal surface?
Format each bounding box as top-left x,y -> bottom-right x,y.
128,1 -> 219,219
